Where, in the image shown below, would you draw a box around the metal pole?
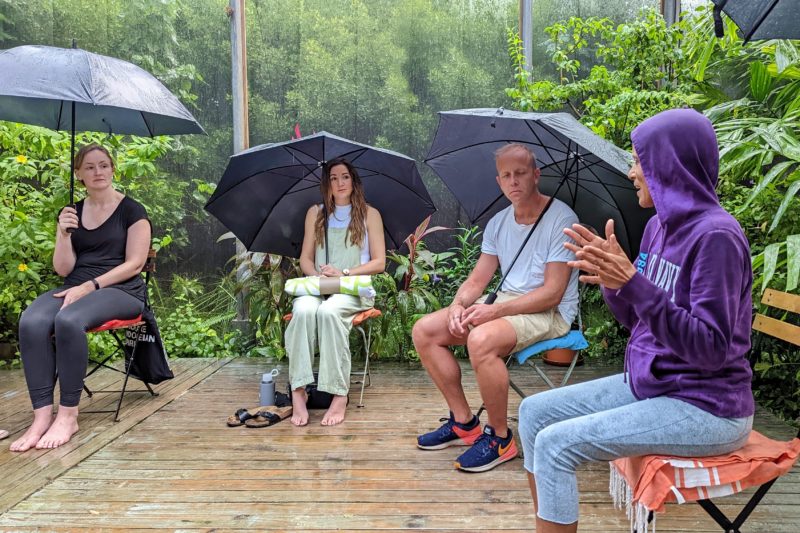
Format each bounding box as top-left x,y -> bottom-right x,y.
229,0 -> 251,335
661,0 -> 681,26
519,0 -> 533,72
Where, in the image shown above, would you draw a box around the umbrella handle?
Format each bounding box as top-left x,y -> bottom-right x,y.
66,203 -> 77,234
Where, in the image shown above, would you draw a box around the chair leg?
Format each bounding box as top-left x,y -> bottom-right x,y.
355,324 -> 371,408
697,499 -> 739,533
558,348 -> 582,387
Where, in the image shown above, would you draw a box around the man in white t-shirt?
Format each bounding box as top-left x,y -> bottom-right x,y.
413,143 -> 579,473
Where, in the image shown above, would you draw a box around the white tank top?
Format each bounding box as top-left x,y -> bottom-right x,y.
325,204 -> 370,265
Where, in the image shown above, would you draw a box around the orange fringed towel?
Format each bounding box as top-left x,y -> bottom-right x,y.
609,431 -> 800,533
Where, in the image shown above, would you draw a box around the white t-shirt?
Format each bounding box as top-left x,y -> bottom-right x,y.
481,199 -> 579,325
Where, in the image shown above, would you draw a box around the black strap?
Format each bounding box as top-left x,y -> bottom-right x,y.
484,177 -> 568,304
322,204 -> 329,265
713,1 -> 727,38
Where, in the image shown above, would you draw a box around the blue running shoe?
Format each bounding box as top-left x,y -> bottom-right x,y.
454,425 -> 518,472
417,412 -> 481,450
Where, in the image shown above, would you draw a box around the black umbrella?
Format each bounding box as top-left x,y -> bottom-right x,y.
0,44 -> 204,205
204,132 -> 436,257
425,108 -> 653,261
713,0 -> 800,42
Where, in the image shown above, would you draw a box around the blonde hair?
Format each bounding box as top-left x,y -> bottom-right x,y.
494,143 -> 537,169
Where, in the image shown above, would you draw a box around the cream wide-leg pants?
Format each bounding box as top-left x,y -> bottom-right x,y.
285,293 -> 369,396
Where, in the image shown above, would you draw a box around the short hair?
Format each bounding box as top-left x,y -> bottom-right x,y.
494,143 -> 537,169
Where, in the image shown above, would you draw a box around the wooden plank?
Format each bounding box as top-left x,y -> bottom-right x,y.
0,358 -> 229,515
753,313 -> 800,346
762,288 -> 800,314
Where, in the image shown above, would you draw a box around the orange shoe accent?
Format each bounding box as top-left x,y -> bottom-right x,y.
498,438 -> 518,459
453,424 -> 482,445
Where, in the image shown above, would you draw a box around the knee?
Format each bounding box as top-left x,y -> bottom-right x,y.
19,308 -> 52,339
411,314 -> 434,347
466,325 -> 496,362
518,394 -> 550,438
53,309 -> 85,336
532,425 -> 569,473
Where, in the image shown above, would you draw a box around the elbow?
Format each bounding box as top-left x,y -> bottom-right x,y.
695,334 -> 731,371
374,257 -> 386,273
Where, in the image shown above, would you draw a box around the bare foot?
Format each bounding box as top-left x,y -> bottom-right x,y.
10,406 -> 54,452
290,388 -> 309,426
35,405 -> 79,449
320,395 -> 348,426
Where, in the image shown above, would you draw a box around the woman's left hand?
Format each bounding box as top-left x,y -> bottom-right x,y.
318,264 -> 343,277
53,282 -> 94,308
567,225 -> 636,290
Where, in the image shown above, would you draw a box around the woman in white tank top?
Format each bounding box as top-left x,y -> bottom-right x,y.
285,157 -> 385,427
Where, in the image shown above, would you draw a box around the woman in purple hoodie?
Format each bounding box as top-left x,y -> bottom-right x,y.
517,109 -> 754,533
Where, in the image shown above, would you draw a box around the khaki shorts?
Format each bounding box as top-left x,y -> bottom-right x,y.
474,291 -> 571,353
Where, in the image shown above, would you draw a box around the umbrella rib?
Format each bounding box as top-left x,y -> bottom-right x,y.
745,0 -> 780,41
141,112 -> 155,138
56,100 -> 65,131
525,122 -> 570,170
472,193 -> 509,224
578,158 -> 639,247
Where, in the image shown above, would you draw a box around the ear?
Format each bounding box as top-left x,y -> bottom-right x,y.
495,174 -> 501,187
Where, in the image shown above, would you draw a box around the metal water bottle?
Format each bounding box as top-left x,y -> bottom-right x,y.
259,368 -> 279,406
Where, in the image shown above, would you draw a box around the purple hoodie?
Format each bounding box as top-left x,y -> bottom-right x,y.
603,109 -> 755,418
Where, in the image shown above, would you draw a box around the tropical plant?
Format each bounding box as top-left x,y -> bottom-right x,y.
506,8 -> 702,147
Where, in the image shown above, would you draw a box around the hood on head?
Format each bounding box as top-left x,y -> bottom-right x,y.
631,109 -> 720,226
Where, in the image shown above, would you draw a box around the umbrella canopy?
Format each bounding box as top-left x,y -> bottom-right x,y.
713,0 -> 800,42
204,132 -> 436,257
425,108 -> 653,259
0,44 -> 204,203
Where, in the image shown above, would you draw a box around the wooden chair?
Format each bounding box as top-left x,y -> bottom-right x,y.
283,307 -> 382,408
82,248 -> 158,421
625,288 -> 800,533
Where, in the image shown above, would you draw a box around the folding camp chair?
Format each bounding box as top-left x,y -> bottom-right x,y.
475,284 -> 588,420
81,248 -> 158,421
283,307 -> 381,408
624,288 -> 800,533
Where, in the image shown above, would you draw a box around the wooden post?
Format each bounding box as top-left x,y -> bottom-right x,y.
519,0 -> 533,72
661,0 -> 681,26
229,0 -> 251,336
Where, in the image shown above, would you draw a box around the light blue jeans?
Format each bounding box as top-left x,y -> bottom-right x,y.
518,373 -> 752,525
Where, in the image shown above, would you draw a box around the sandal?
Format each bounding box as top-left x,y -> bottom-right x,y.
226,406 -> 274,427
244,405 -> 293,428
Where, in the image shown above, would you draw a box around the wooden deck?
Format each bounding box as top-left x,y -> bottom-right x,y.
0,357 -> 797,531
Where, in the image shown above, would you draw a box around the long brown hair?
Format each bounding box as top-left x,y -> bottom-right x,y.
314,158 -> 368,248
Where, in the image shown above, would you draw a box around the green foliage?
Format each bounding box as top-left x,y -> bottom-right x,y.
507,8 -> 701,147
153,274 -> 238,358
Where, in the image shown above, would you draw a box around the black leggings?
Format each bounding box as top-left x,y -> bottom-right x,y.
19,287 -> 144,409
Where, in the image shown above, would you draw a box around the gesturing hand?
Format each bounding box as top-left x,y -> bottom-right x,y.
565,219 -> 636,289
